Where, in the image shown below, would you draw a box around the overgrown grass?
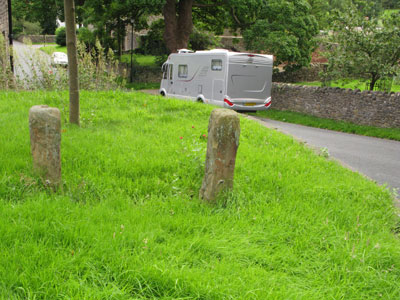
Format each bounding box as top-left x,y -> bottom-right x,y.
1,91 -> 399,299
39,45 -> 67,55
126,81 -> 160,90
294,79 -> 400,92
120,54 -> 157,66
382,9 -> 400,18
255,109 -> 400,141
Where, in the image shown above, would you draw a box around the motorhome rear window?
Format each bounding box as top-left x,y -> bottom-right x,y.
178,65 -> 188,78
211,59 -> 222,71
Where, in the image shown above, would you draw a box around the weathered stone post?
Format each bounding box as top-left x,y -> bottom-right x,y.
29,105 -> 61,186
199,109 -> 240,202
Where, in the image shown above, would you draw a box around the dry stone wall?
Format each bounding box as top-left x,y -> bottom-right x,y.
272,83 -> 400,128
0,0 -> 9,52
17,35 -> 56,44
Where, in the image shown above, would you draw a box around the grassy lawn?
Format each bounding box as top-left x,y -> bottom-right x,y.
126,82 -> 160,90
294,79 -> 400,93
40,45 -> 67,55
255,109 -> 400,141
1,91 -> 399,299
382,9 -> 400,17
120,54 -> 157,66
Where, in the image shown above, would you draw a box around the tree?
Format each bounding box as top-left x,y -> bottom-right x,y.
82,0 -> 159,56
239,0 -> 319,70
324,7 -> 400,90
162,0 -> 318,70
163,0 -> 194,53
11,0 -> 63,34
64,0 -> 80,125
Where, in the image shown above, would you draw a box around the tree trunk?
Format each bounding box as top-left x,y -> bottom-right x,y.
176,0 -> 193,50
64,0 -> 80,126
163,0 -> 178,53
163,0 -> 193,53
369,74 -> 379,91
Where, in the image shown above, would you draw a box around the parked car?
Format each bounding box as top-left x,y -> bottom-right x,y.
51,52 -> 68,66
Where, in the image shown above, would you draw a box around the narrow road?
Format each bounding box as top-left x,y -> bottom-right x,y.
13,41 -> 51,80
250,117 -> 400,198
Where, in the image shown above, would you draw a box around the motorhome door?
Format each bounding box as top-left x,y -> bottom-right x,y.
212,80 -> 224,103
167,64 -> 174,93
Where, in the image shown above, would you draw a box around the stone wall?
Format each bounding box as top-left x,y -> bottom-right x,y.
272,83 -> 400,128
0,0 -> 9,54
17,35 -> 56,44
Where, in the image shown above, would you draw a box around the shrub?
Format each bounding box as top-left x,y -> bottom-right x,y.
189,27 -> 221,51
55,27 -> 66,46
0,34 -> 16,90
8,39 -> 124,91
138,19 -> 221,55
78,27 -> 96,51
138,19 -> 168,56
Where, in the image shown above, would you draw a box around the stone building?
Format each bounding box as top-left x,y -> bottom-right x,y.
0,0 -> 10,56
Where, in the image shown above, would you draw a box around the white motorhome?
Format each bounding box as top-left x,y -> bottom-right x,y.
160,49 -> 273,111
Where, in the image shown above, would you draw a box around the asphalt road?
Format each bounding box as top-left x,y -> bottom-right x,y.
250,117 -> 400,197
13,41 -> 51,80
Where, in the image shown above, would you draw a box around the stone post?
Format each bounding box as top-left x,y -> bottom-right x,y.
199,109 -> 240,202
29,105 -> 61,185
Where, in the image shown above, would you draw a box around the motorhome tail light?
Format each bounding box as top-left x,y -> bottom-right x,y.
248,54 -> 255,57
265,102 -> 271,108
224,98 -> 233,106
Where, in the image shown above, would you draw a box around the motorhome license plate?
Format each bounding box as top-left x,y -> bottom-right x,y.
245,103 -> 256,106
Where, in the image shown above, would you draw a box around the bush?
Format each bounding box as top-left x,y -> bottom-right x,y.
138,20 -> 168,56
12,18 -> 42,37
137,19 -> 221,56
6,39 -> 124,91
78,27 -> 96,51
56,27 -> 66,46
0,34 -> 16,89
189,27 -> 221,51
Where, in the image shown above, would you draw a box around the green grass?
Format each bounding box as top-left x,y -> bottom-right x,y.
32,42 -> 57,46
382,9 -> 400,17
40,45 -> 67,55
294,79 -> 400,93
120,54 -> 157,66
255,109 -> 400,141
126,82 -> 160,90
1,90 -> 399,299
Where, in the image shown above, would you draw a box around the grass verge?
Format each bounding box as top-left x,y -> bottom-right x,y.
126,82 -> 160,90
294,79 -> 400,93
255,109 -> 400,141
40,45 -> 67,55
0,91 -> 399,299
120,54 -> 157,66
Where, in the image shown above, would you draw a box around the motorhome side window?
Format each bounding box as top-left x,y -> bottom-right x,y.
211,59 -> 222,71
162,64 -> 168,79
178,65 -> 188,78
169,64 -> 173,80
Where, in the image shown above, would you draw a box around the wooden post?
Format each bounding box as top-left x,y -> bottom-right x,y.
64,0 -> 80,126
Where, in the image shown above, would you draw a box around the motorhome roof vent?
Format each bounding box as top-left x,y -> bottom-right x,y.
178,49 -> 194,54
